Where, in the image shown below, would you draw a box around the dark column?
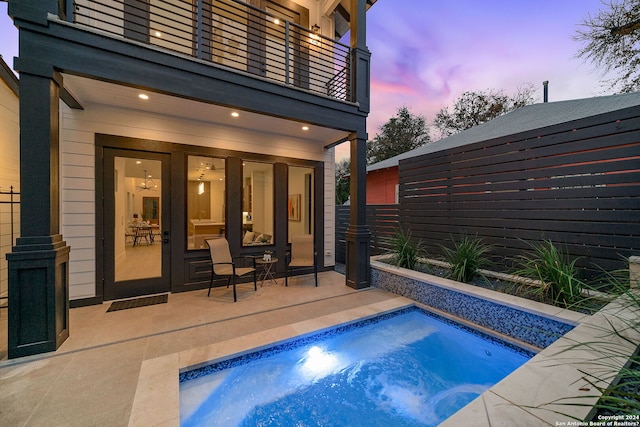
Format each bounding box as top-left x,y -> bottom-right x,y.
274,163 -> 288,274
350,0 -> 371,111
226,157 -> 243,256
345,0 -> 371,288
345,132 -> 370,289
7,67 -> 71,358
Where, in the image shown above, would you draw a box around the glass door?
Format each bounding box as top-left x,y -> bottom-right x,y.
102,149 -> 171,300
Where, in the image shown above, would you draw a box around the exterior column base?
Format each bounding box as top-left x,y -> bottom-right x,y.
345,225 -> 371,289
7,235 -> 70,359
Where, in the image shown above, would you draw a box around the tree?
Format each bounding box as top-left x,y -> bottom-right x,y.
366,106 -> 430,165
575,0 -> 640,93
433,85 -> 536,138
335,158 -> 350,205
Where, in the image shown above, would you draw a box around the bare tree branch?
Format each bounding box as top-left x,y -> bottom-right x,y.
574,0 -> 640,92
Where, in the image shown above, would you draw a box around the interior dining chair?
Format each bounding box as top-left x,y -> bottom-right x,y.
285,234 -> 318,287
206,238 -> 257,302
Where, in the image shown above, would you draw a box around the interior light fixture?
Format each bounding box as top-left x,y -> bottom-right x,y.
138,94 -> 149,100
198,181 -> 205,195
136,169 -> 157,191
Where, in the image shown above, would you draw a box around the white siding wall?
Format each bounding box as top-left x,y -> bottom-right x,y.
0,76 -> 19,302
60,103 -> 335,300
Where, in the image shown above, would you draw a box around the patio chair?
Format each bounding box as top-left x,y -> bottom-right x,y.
285,234 -> 318,287
206,238 -> 257,302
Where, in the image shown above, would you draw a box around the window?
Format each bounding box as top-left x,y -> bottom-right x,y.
187,156 -> 226,250
288,165 -> 314,242
242,161 -> 274,246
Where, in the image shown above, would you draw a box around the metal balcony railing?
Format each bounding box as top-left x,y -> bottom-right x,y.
70,0 -> 352,101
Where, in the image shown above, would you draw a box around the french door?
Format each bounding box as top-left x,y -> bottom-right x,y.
101,149 -> 171,300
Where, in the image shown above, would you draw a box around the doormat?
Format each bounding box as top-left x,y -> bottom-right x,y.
107,294 -> 168,312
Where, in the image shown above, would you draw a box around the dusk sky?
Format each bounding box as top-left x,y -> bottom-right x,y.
0,1 -> 615,161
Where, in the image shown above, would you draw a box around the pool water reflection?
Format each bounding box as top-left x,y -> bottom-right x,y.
180,307 -> 532,426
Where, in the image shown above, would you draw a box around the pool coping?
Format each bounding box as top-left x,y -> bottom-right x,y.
128,287 -> 639,426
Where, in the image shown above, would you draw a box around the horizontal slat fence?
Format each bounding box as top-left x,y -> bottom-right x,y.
335,206 -> 349,264
367,205 -> 399,256
399,106 -> 640,279
335,205 -> 398,264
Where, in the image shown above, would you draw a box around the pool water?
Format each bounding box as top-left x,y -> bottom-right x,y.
180,308 -> 532,426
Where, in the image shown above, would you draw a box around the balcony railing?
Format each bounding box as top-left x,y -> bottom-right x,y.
70,0 -> 352,101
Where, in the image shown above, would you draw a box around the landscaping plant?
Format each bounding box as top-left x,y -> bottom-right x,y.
515,240 -> 583,308
527,269 -> 640,418
391,228 -> 425,270
439,235 -> 492,283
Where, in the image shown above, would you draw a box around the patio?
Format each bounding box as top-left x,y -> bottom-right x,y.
0,270 -> 401,426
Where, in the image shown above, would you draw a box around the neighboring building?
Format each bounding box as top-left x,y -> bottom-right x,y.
6,0 -> 376,358
366,165 -> 397,204
0,55 -> 19,310
366,92 -> 640,203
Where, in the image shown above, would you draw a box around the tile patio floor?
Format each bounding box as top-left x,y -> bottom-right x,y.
0,270 -> 401,426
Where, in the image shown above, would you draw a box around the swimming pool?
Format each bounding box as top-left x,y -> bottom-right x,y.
179,307 -> 533,426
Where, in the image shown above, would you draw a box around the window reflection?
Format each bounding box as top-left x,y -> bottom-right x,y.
242,161 -> 274,246
187,156 -> 226,250
288,166 -> 314,242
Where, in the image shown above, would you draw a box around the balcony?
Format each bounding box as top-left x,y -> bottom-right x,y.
70,0 -> 352,102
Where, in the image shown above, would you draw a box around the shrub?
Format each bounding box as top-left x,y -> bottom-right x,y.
515,240 -> 582,308
529,269 -> 640,417
440,235 -> 492,283
391,228 -> 424,270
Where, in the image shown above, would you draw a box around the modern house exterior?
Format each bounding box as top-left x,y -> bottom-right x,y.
6,0 -> 376,358
366,92 -> 640,203
0,55 -> 19,312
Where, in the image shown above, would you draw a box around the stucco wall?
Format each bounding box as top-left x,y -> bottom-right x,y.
60,102 -> 336,300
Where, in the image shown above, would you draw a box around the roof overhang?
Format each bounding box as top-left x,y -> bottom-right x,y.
61,74 -> 351,151
325,0 -> 379,39
0,55 -> 19,96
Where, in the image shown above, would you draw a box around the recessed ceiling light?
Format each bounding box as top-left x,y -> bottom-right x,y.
138,94 -> 149,100
302,126 -> 309,131
136,161 -> 142,164
154,31 -> 162,37
231,112 -> 240,118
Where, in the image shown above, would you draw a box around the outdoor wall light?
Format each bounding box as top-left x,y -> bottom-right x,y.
310,25 -> 321,46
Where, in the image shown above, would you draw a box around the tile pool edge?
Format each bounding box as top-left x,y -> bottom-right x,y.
128,286 -> 640,427
128,297 -> 414,426
370,258 -> 585,349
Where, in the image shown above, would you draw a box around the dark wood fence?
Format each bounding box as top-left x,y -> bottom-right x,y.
335,205 -> 399,264
335,106 -> 640,279
335,206 -> 349,263
399,106 -> 640,279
